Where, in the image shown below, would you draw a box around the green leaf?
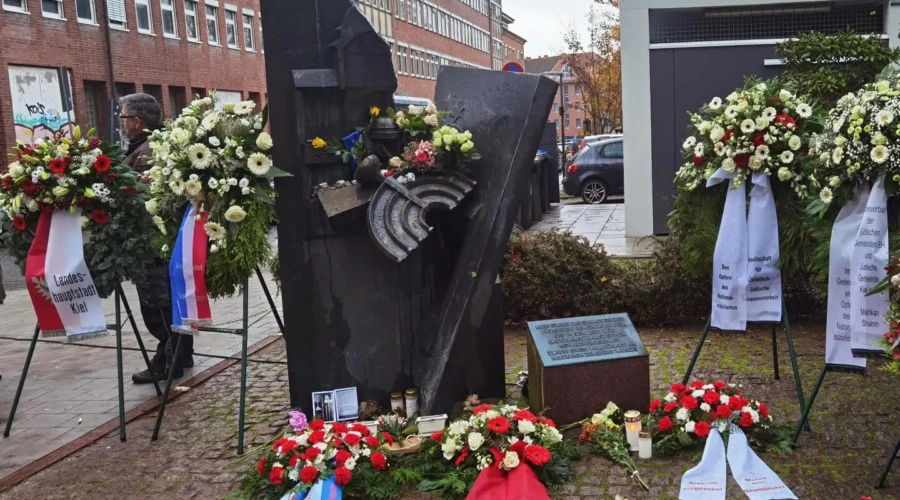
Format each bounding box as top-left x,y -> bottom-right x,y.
263,166 -> 293,178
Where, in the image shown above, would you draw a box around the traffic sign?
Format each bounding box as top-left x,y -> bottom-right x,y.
502,62 -> 524,73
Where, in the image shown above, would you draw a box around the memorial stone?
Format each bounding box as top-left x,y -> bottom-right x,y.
527,313 -> 650,424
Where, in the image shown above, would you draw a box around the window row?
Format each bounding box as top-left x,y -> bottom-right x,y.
2,0 -> 263,53
394,44 -> 483,80
395,0 -> 491,54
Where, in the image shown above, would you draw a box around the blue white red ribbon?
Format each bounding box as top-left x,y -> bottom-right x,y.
169,203 -> 212,333
279,476 -> 342,500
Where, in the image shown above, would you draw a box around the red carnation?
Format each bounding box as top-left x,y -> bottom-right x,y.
88,137 -> 101,149
693,155 -> 705,167
352,423 -> 370,436
331,422 -> 348,434
689,381 -> 704,389
649,399 -> 662,413
257,456 -> 266,476
487,416 -> 511,434
682,396 -> 699,410
694,421 -> 711,438
280,440 -> 298,455
703,391 -> 720,406
382,432 -> 394,445
335,449 -> 352,466
712,381 -> 726,390
658,416 -> 673,433
734,154 -> 750,169
664,402 -> 679,413
728,396 -> 747,412
370,451 -> 387,470
91,209 -> 110,225
343,433 -> 361,447
12,216 -> 26,231
536,417 -> 556,428
430,430 -> 443,442
364,435 -> 379,448
302,447 -> 321,462
759,403 -> 769,419
93,155 -> 111,173
331,437 -> 343,448
455,445 -> 470,467
300,465 -> 318,484
334,466 -> 352,486
738,412 -> 754,428
308,430 -> 326,444
309,419 -> 325,431
288,455 -> 301,468
716,405 -> 733,420
269,466 -> 285,485
670,383 -> 686,394
753,132 -> 767,147
512,409 -> 537,423
472,404 -> 493,415
524,444 -> 551,467
49,158 -> 66,174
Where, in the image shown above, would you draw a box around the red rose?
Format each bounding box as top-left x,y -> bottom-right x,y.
308,430 -> 326,444
300,465 -> 318,484
343,433 -> 361,447
664,402 -> 679,413
723,129 -> 733,144
670,383 -> 686,394
257,456 -> 266,476
649,399 -> 662,413
93,155 -> 111,173
536,417 -> 556,428
269,465 -> 285,485
712,381 -> 726,390
381,432 -> 394,445
487,416 -> 511,434
753,132 -> 767,147
473,404 -> 494,415
703,391 -> 720,406
334,466 -> 352,486
88,137 -> 101,149
370,451 -> 387,470
352,423 -> 371,436
694,421 -> 711,438
415,150 -> 428,162
455,445 -> 470,467
759,403 -> 769,419
364,435 -> 379,448
90,209 -> 109,226
682,396 -> 698,410
309,419 -> 325,431
385,170 -> 395,177
689,381 -> 704,389
288,455 -> 301,468
21,179 -> 40,197
738,412 -> 754,428
302,447 -> 321,462
331,422 -> 348,434
430,430 -> 443,442
734,154 -> 750,169
335,449 -> 352,466
693,155 -> 704,167
12,216 -> 26,231
123,185 -> 137,196
716,405 -> 733,420
524,444 -> 551,467
49,158 -> 66,174
658,416 -> 673,433
513,409 -> 537,422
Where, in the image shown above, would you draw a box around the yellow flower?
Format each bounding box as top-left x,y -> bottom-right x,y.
370,106 -> 381,118
601,276 -> 608,282
311,137 -> 326,149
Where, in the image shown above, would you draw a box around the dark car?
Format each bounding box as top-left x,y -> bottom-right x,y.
562,138 -> 624,204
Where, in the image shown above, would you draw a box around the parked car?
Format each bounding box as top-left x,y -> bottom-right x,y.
562,138 -> 624,204
580,133 -> 622,150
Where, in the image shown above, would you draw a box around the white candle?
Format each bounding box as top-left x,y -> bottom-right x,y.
638,430 -> 652,459
624,410 -> 641,451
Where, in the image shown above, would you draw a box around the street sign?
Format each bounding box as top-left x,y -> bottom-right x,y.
502,62 -> 524,73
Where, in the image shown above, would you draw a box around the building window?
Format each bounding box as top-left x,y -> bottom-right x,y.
169,86 -> 187,118
160,0 -> 177,36
143,84 -> 163,108
83,81 -> 107,140
41,0 -> 63,18
76,0 -> 95,22
106,0 -> 126,27
242,12 -> 255,50
2,0 -> 28,13
575,86 -> 581,95
135,0 -> 152,33
574,102 -> 580,111
396,45 -> 408,75
184,1 -> 199,40
394,0 -> 404,19
258,15 -> 264,52
205,4 -> 219,45
553,103 -> 559,114
225,9 -> 238,48
576,118 -> 582,129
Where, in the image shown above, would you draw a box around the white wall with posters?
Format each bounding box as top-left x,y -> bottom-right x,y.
8,65 -> 73,143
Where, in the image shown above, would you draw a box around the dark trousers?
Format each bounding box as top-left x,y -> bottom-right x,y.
135,263 -> 193,370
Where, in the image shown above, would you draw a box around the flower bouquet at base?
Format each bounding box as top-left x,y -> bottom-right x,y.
674,79 -> 820,198
0,127 -> 156,299
649,380 -> 792,455
377,413 -> 422,454
865,255 -> 900,374
146,93 -> 289,299
575,402 -> 648,491
419,403 -> 570,500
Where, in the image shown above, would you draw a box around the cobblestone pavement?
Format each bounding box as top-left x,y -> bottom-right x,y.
3,323 -> 900,499
527,202 -> 662,257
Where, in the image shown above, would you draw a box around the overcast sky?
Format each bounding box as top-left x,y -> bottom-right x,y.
503,0 -> 600,58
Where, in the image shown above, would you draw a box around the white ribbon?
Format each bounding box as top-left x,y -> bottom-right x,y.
679,428 -> 727,500
849,176 -> 889,357
708,169 -> 748,331
746,172 -> 782,322
727,428 -> 797,499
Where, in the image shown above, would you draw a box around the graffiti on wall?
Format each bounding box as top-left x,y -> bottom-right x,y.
9,66 -> 73,143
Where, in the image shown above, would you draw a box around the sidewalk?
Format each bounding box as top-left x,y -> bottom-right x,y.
527,202 -> 663,257
0,266 -> 283,482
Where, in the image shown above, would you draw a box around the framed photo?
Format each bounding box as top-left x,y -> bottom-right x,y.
311,386 -> 359,422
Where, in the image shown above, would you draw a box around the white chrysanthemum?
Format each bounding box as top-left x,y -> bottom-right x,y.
700,403 -> 711,412
755,145 -> 770,159
708,97 -> 722,109
675,408 -> 690,421
233,101 -> 255,115
713,143 -> 725,157
691,389 -> 705,398
777,167 -> 792,182
684,421 -> 696,433
722,158 -> 736,173
184,179 -> 202,197
876,110 -> 895,126
762,107 -> 777,121
188,143 -> 213,169
872,145 -> 890,164
683,136 -> 697,150
170,128 -> 190,145
247,153 -> 271,176
719,395 -> 730,405
724,106 -> 739,119
169,179 -> 185,195
780,151 -> 794,164
663,393 -> 677,403
740,119 -> 756,134
832,117 -> 846,133
779,89 -> 793,101
795,102 -> 812,118
201,112 -> 219,131
694,143 -> 704,157
205,221 -> 227,240
820,187 -> 833,204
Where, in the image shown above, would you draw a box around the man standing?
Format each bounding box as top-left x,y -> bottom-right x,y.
119,93 -> 194,384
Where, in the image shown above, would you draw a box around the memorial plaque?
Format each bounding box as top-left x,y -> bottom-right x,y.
527,313 -> 650,424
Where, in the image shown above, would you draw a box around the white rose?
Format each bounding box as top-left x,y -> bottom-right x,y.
424,114 -> 439,127
788,135 -> 802,151
7,162 -> 25,177
755,117 -> 769,131
829,176 -> 842,188
256,132 -> 273,151
425,103 -> 438,114
722,158 -> 736,173
777,167 -> 792,182
208,136 -> 221,147
441,439 -> 458,460
224,205 -> 247,223
709,127 -> 725,143
892,275 -> 900,287
389,156 -> 403,169
501,451 -> 520,470
467,432 -> 485,451
145,199 -> 159,215
517,420 -> 536,435
448,420 -> 469,436
408,105 -> 422,116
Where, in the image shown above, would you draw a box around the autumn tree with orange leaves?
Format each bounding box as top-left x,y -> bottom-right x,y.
562,0 -> 622,134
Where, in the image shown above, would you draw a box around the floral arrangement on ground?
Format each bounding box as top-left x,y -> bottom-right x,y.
649,380 -> 793,455
865,254 -> 900,374
145,94 -> 288,298
0,127 -> 156,297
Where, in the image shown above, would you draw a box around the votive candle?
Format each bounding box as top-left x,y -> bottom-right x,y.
623,410 -> 641,451
638,430 -> 652,459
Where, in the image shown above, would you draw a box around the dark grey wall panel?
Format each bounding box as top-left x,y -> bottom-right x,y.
649,49 -> 675,236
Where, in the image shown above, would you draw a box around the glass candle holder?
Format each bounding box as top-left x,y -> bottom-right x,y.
638,430 -> 652,459
623,410 -> 641,451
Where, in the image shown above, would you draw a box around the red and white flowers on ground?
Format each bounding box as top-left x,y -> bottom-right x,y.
650,380 -> 773,443
675,81 -> 818,197
432,404 -> 561,472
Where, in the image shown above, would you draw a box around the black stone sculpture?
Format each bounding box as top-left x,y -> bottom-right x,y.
261,0 -> 557,414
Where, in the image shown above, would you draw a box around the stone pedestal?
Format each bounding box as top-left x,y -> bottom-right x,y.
527,314 -> 650,424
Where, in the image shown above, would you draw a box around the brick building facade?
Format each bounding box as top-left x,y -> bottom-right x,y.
525,55 -> 589,144
0,0 -> 266,151
500,12 -> 525,69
